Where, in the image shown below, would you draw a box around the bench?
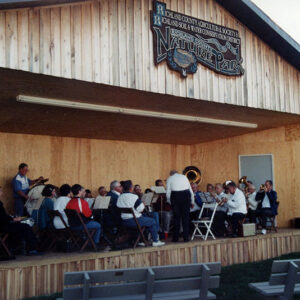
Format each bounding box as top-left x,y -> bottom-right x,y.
58,262 -> 221,300
249,259 -> 300,299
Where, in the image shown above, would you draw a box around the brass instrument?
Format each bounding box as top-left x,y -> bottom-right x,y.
239,176 -> 250,193
183,166 -> 202,185
260,184 -> 266,191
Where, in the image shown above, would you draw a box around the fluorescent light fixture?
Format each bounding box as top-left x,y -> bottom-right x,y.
16,95 -> 257,129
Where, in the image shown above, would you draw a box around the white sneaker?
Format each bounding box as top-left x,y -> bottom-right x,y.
138,242 -> 146,247
262,229 -> 267,235
152,240 -> 165,247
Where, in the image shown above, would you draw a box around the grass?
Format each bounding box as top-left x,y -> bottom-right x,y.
22,252 -> 300,300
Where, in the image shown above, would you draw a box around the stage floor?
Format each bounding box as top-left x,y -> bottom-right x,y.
1,228 -> 300,299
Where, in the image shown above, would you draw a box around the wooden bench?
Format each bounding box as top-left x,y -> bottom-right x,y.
249,259 -> 300,299
58,262 -> 221,300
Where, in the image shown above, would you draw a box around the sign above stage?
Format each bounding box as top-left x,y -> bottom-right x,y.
150,1 -> 245,77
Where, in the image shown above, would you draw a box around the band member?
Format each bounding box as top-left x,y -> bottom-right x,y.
117,180 -> 165,247
246,184 -> 258,223
211,183 -> 228,237
190,182 -> 202,220
0,186 -> 40,256
225,181 -> 247,237
66,184 -> 101,245
152,179 -> 172,239
202,184 -> 215,203
53,184 -> 72,229
255,180 -> 278,234
134,184 -> 143,199
166,170 -> 194,242
12,163 -> 46,216
102,181 -> 122,229
32,184 -> 55,230
98,186 -> 108,196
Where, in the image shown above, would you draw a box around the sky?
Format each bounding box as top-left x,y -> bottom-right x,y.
251,0 -> 300,45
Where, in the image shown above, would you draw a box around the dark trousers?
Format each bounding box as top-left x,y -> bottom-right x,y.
212,211 -> 227,237
247,209 -> 257,223
256,208 -> 274,229
171,190 -> 191,241
231,213 -> 245,236
1,222 -> 38,251
190,210 -> 201,234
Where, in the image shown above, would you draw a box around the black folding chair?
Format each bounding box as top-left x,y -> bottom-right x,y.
47,210 -> 80,251
64,209 -> 97,252
119,207 -> 149,249
0,232 -> 14,259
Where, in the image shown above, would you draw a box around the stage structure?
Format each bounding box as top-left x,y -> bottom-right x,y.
0,0 -> 299,298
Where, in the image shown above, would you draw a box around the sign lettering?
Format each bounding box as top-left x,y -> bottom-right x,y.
150,1 -> 244,77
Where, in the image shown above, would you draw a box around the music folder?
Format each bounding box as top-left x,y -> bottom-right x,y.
151,186 -> 166,194
141,192 -> 154,206
93,196 -> 111,210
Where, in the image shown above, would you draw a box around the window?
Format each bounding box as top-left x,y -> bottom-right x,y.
239,154 -> 274,190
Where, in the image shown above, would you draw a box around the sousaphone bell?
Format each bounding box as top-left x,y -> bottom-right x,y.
183,166 -> 202,185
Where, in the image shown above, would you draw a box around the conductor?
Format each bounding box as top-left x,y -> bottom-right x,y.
166,170 -> 194,242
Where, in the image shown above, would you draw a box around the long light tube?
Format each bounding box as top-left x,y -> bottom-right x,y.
16,95 -> 258,128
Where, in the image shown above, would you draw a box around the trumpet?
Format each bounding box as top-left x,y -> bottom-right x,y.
218,197 -> 227,206
260,184 -> 266,191
239,176 -> 250,193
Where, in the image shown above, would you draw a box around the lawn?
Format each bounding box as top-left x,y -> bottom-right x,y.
22,252 -> 300,300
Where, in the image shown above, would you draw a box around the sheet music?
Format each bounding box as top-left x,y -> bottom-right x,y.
93,196 -> 111,209
151,186 -> 166,194
141,192 -> 154,206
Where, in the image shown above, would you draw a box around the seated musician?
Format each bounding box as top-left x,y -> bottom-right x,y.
190,182 -> 202,220
104,181 -> 123,228
53,184 -> 72,229
134,184 -> 160,236
246,184 -> 258,223
202,184 -> 215,203
98,186 -> 108,196
117,180 -> 165,247
0,186 -> 41,256
211,183 -> 228,237
153,179 -> 173,240
84,189 -> 95,208
32,184 -> 55,230
225,181 -> 247,237
66,184 -> 101,245
255,180 -> 278,235
12,163 -> 46,216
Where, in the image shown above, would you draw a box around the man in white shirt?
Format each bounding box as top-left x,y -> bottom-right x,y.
117,180 -> 165,247
225,181 -> 247,237
246,184 -> 258,223
166,170 -> 194,242
211,183 -> 228,237
53,184 -> 72,229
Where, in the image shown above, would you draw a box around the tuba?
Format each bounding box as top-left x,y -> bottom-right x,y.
183,166 -> 202,185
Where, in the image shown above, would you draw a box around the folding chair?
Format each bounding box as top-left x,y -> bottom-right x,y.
47,210 -> 80,251
0,232 -> 14,259
64,209 -> 97,252
191,203 -> 218,241
119,207 -> 149,249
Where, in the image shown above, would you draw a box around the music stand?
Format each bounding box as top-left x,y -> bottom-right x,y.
93,196 -> 111,210
141,192 -> 154,207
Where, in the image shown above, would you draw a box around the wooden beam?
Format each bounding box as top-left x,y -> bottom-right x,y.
0,0 -> 88,10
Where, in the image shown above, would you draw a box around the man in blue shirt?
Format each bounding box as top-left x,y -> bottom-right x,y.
12,163 -> 45,216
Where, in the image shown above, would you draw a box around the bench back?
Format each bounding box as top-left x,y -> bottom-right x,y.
270,259 -> 300,285
269,259 -> 300,300
63,262 -> 221,300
